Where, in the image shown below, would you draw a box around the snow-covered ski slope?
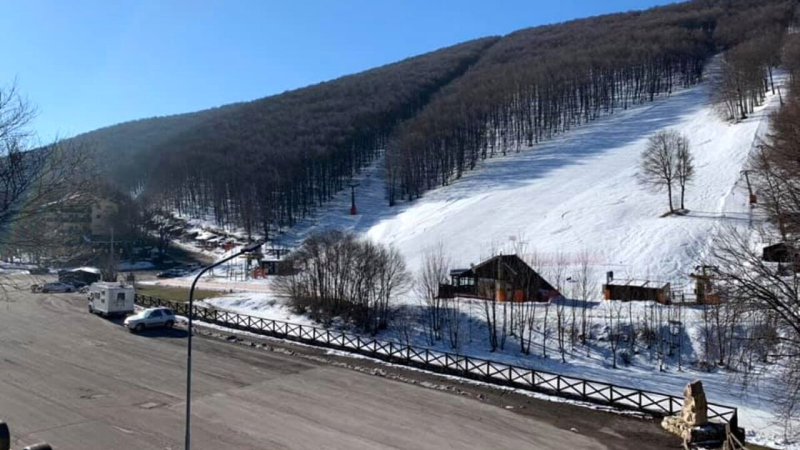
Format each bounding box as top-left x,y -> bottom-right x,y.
371,81 -> 780,282
282,60 -> 779,285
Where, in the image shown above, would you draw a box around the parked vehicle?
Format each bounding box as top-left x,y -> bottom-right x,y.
28,267 -> 49,275
124,307 -> 176,332
41,282 -> 75,293
156,268 -> 187,278
88,282 -> 136,317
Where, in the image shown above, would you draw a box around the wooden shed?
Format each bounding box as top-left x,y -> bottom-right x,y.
439,254 -> 558,302
603,278 -> 671,304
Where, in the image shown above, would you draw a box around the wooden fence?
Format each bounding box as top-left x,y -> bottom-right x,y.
135,294 -> 737,422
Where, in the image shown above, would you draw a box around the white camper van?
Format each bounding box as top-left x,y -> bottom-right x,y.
88,282 -> 136,317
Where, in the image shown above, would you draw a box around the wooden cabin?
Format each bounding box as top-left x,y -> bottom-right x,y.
603,277 -> 671,305
439,254 -> 558,302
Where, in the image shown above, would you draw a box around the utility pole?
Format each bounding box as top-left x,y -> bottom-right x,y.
741,170 -> 755,206
349,182 -> 360,215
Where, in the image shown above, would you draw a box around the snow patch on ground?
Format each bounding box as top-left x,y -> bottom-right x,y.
198,292 -> 314,325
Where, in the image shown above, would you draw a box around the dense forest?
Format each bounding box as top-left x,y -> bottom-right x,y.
386,0 -> 796,204
144,38 -> 497,238
70,0 -> 796,239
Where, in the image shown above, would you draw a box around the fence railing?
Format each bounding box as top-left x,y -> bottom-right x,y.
135,294 -> 737,422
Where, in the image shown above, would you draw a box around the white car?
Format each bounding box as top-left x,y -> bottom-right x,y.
124,307 -> 176,333
41,282 -> 75,293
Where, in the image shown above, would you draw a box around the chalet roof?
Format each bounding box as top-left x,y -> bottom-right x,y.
764,242 -> 790,251
604,279 -> 669,289
455,254 -> 557,292
195,231 -> 216,241
471,254 -> 524,272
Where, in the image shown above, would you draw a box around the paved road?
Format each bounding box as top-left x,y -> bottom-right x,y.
0,286 -> 646,449
145,276 -> 274,294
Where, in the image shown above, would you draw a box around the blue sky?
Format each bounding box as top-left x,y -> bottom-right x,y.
2,0 -> 678,141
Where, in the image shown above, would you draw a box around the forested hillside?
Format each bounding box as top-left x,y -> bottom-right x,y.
385,0 -> 795,204
66,103 -> 244,189
137,38 -> 497,238
72,0 -> 796,239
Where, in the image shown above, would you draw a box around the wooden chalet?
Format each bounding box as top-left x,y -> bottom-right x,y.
438,254 -> 559,302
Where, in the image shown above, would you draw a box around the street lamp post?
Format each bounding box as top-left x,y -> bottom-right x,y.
184,241 -> 263,450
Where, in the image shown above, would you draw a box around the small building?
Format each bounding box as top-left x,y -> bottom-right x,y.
257,259 -> 296,276
59,266 -> 102,284
762,242 -> 796,263
44,194 -> 122,243
439,254 -> 558,302
194,231 -> 217,249
603,276 -> 671,305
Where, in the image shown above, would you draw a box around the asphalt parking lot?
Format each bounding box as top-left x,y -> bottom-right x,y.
0,281 -> 674,449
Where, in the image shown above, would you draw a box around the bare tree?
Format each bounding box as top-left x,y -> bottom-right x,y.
0,81 -> 94,269
675,134 -> 694,211
517,248 -> 543,354
484,296 -> 500,351
572,250 -> 596,350
639,130 -> 684,214
605,300 -> 624,369
416,244 -> 450,344
140,203 -> 177,261
710,226 -> 800,434
391,304 -> 419,349
274,230 -> 410,333
541,301 -> 551,358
